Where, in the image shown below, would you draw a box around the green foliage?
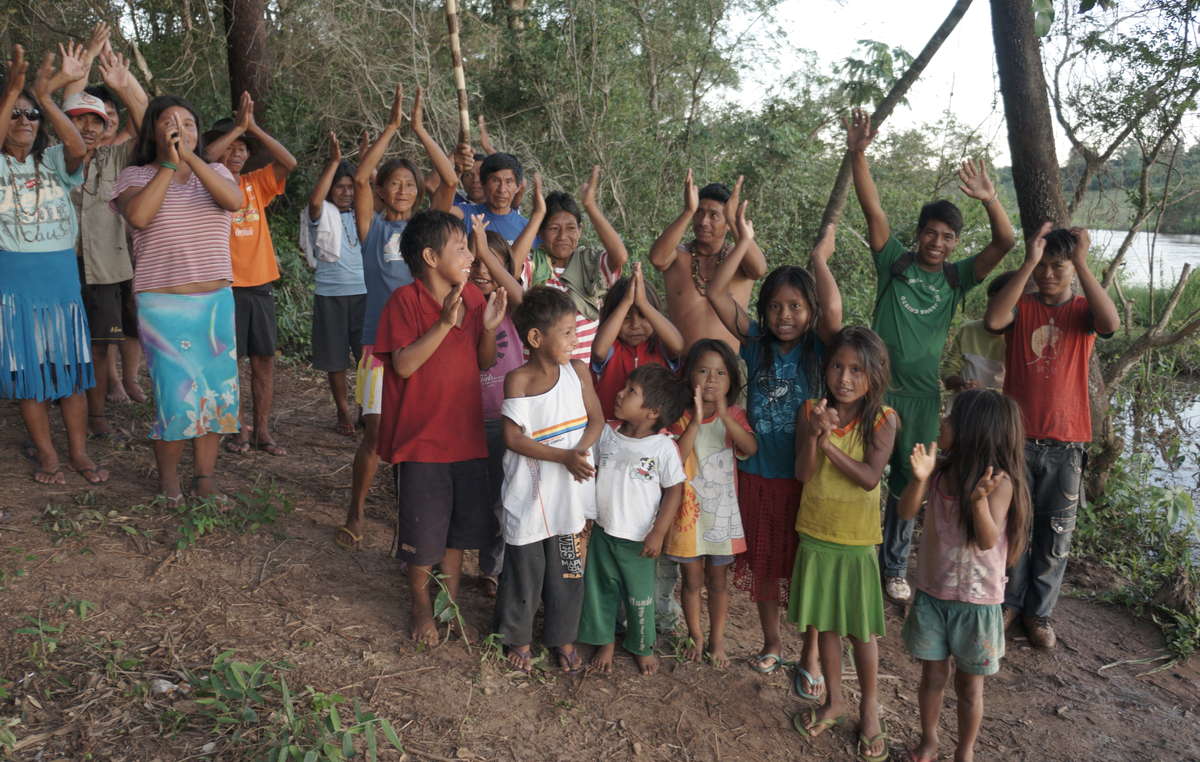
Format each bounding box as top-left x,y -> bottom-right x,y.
13,615 -> 66,669
834,39 -> 915,107
1075,453 -> 1200,661
167,483 -> 292,550
183,651 -> 405,760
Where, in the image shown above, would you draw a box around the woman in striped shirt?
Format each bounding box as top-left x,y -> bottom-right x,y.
111,95 -> 243,503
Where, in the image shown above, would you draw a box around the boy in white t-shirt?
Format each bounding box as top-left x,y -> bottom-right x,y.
494,287 -> 604,675
578,364 -> 688,675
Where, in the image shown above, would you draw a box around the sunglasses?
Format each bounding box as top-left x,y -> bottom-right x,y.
10,108 -> 42,121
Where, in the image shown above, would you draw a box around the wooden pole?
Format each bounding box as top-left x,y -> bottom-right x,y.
445,0 -> 470,144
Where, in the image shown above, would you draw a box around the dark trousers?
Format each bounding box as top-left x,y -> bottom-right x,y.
493,534 -> 585,648
1004,440 -> 1085,619
479,418 -> 506,578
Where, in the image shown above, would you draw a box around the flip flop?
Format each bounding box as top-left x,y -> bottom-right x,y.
253,439 -> 287,456
750,652 -> 783,674
335,526 -> 362,550
74,466 -> 110,485
556,647 -> 584,675
223,437 -> 250,454
334,421 -> 355,437
506,645 -> 533,674
793,667 -> 826,701
32,466 -> 65,485
793,707 -> 845,738
858,720 -> 889,762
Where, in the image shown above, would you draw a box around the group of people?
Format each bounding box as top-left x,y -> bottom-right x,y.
0,26 -> 1121,762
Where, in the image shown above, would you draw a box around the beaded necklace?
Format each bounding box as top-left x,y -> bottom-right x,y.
4,153 -> 42,238
687,240 -> 732,296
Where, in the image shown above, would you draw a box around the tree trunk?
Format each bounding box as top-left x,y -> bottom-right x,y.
221,0 -> 270,118
989,0 -> 1068,235
819,0 -> 975,231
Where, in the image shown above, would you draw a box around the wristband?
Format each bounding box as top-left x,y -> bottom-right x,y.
159,161 -> 178,171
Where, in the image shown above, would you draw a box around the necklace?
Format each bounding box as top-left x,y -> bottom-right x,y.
688,240 -> 731,296
4,153 -> 41,236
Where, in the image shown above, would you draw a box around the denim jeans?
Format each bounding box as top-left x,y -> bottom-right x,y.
880,493 -> 914,578
1004,440 -> 1085,619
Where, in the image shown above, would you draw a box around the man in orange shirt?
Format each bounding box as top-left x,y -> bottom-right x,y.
205,91 -> 297,455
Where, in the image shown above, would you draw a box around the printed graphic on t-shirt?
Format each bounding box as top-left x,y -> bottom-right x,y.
558,531 -> 584,579
1029,318 -> 1063,378
632,457 -> 657,481
898,277 -> 945,317
750,372 -> 800,438
232,184 -> 261,236
0,167 -> 73,246
382,231 -> 402,262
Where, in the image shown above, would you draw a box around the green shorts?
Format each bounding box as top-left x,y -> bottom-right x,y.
902,590 -> 1004,675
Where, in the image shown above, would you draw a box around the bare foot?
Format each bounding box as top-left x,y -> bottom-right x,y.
33,462 -> 65,485
69,455 -> 109,484
907,736 -> 938,762
506,645 -> 533,674
588,643 -> 615,674
683,634 -> 704,662
705,635 -> 729,669
107,386 -> 130,404
634,652 -> 659,676
411,612 -> 440,647
123,379 -> 147,403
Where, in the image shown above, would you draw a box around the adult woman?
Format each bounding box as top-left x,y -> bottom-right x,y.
0,44 -> 108,485
111,94 -> 243,501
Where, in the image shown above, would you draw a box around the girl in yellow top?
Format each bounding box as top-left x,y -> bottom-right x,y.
789,327 -> 898,762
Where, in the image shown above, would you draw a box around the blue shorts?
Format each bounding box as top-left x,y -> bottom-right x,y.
902,591 -> 1005,675
665,553 -> 735,567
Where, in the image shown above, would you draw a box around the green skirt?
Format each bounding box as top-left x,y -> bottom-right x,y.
786,534 -> 885,642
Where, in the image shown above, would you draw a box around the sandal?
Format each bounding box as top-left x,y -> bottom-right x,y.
74,466 -> 110,485
750,652 -> 783,674
793,707 -> 846,738
335,526 -> 362,550
334,421 -> 355,437
505,645 -> 534,674
793,667 -> 826,701
223,437 -> 250,454
556,647 -> 584,675
191,475 -> 234,510
252,438 -> 287,456
858,720 -> 889,762
32,466 -> 65,485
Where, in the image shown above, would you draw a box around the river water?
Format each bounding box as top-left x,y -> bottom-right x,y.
1091,229 -> 1200,287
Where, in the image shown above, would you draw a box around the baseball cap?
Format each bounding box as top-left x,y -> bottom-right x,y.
62,92 -> 110,125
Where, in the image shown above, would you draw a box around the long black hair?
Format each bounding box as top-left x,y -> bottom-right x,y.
822,327 -> 892,454
682,338 -> 743,407
599,275 -> 664,353
934,389 -> 1031,565
4,89 -> 50,162
133,95 -> 205,167
753,265 -> 823,394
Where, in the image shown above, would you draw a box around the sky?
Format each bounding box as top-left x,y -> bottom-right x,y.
723,0 -> 1064,165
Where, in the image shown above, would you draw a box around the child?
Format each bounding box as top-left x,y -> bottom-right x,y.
940,272 -> 1017,394
512,169 -> 627,361
302,131 -> 367,437
591,261 -> 684,420
666,339 -> 757,667
470,220 -> 527,595
898,389 -> 1031,762
706,204 -> 841,686
790,327 -> 898,762
494,286 -> 603,674
985,224 -> 1119,648
373,210 -> 507,645
337,85 -> 458,549
846,108 -> 1016,603
206,90 -> 297,457
579,364 -> 688,675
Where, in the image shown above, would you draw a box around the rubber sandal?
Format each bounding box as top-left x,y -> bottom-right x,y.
793,707 -> 845,738
253,438 -> 287,456
334,421 -> 355,437
506,645 -> 533,674
750,652 -> 783,674
858,720 -> 889,762
74,466 -> 110,485
191,475 -> 234,510
32,466 -> 65,485
793,667 -> 826,701
223,437 -> 250,454
556,647 -> 584,675
335,526 -> 362,550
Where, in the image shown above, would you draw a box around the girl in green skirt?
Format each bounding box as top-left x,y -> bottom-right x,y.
790,327 -> 898,762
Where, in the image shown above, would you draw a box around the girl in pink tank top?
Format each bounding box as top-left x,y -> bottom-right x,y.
896,389 -> 1031,762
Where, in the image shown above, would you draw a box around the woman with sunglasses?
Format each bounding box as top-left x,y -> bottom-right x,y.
1,43 -> 109,485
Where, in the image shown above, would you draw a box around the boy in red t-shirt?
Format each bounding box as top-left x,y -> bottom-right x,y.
373,210 -> 507,646
985,224 -> 1119,649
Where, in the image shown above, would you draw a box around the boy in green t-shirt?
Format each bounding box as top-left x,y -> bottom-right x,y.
845,108 -> 1016,602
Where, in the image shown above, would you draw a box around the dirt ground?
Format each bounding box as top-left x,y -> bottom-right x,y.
1,361 -> 1198,761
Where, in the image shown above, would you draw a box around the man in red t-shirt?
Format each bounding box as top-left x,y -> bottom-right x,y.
985,224 -> 1119,649
374,210 -> 507,647
204,91 -> 296,456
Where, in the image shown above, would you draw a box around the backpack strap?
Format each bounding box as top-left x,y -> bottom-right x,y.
873,251 -> 966,319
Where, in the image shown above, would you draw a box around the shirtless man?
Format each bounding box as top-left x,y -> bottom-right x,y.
649,170 -> 768,351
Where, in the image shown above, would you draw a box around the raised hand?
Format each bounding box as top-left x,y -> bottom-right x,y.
531,172 -> 545,217
561,449 -> 596,482
440,281 -> 465,327
683,168 -> 698,213
409,85 -> 425,133
162,111 -> 183,166
234,90 -> 255,132
811,223 -> 836,266
57,42 -> 88,85
85,21 -> 111,59
1025,221 -> 1054,269
1068,226 -> 1091,267
620,261 -> 638,307
579,164 -> 600,209
32,51 -> 56,97
470,212 -> 489,233
3,45 -> 27,100
483,287 -> 508,331
386,83 -> 404,130
173,111 -> 196,164
724,174 -> 743,229
357,129 -> 370,158
909,442 -> 938,483
97,49 -> 133,91
844,107 -> 877,153
957,158 -> 996,202
692,384 -> 704,418
326,131 -> 341,164
453,140 -> 475,174
970,466 -> 1006,503
735,200 -> 754,242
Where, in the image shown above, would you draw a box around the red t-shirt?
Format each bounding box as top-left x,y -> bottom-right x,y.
1002,293 -> 1097,442
373,280 -> 488,463
592,340 -> 672,421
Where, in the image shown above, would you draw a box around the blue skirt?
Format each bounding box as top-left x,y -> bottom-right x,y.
0,248 -> 94,401
137,288 -> 240,441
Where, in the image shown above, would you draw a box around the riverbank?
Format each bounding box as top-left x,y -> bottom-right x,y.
2,362 -> 1198,760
